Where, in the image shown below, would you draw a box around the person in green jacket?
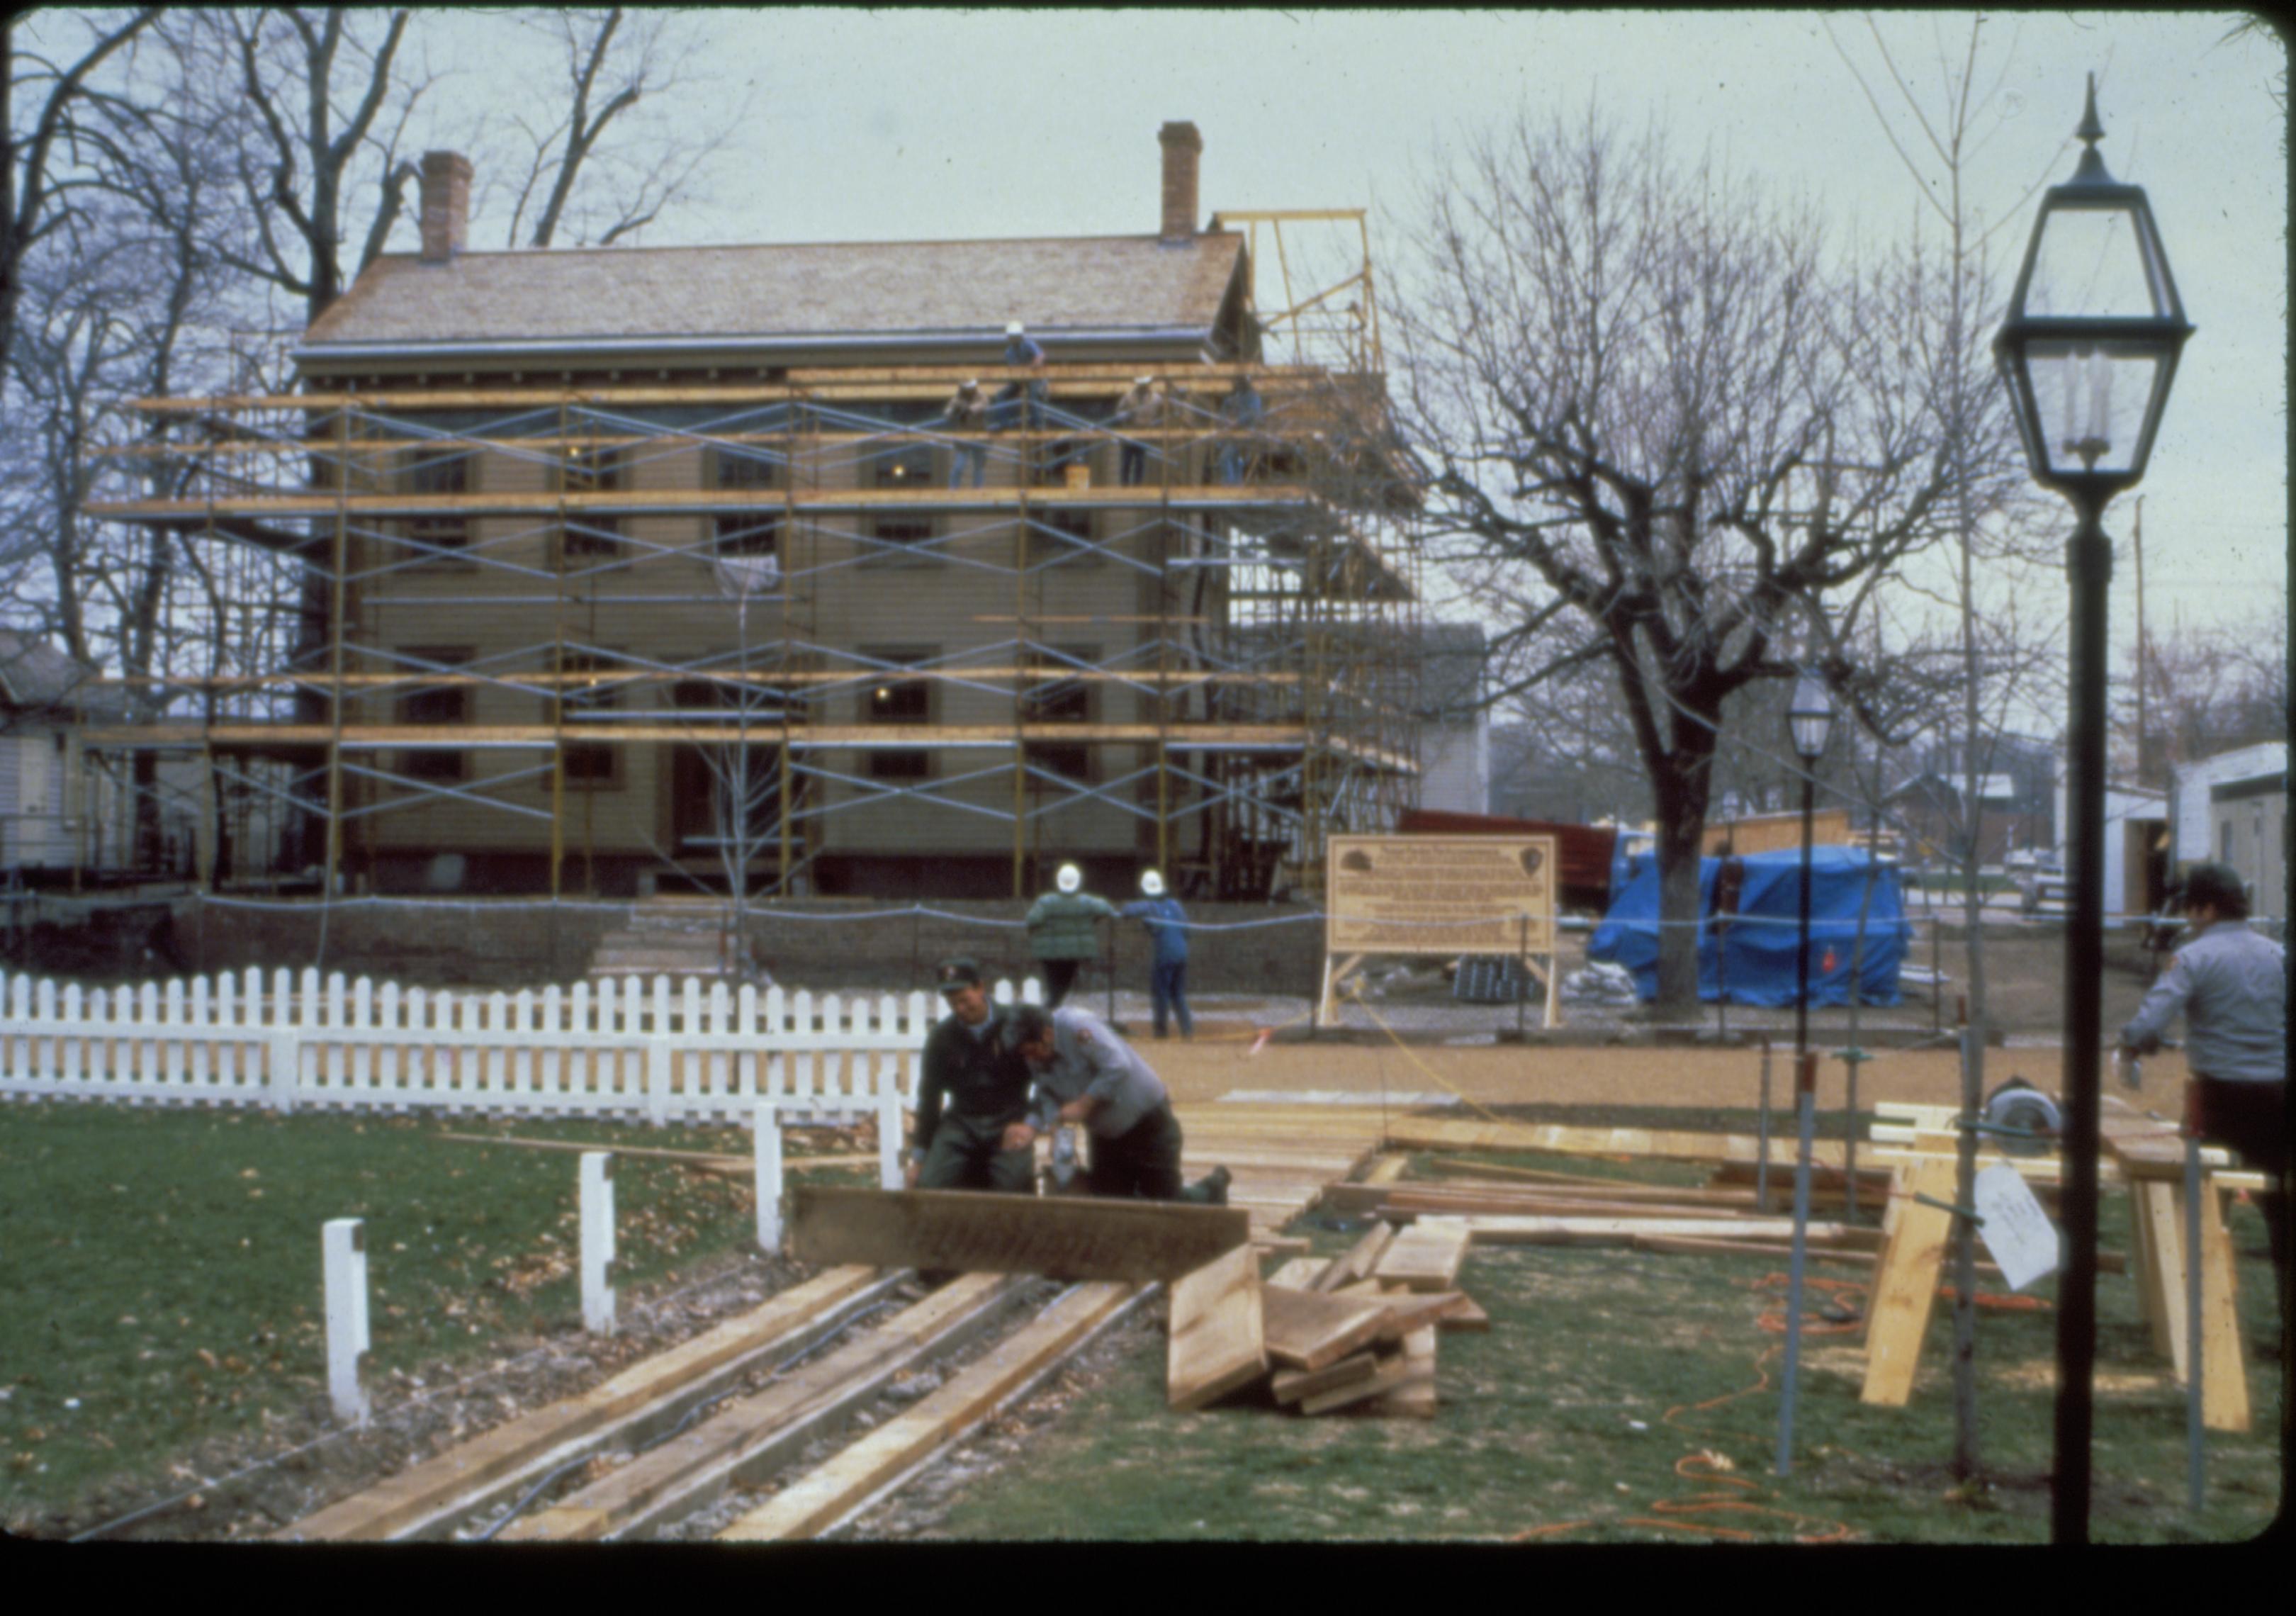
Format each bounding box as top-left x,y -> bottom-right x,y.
1025,863 -> 1115,1009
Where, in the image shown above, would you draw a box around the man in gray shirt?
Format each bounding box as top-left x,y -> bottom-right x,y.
998,1003 -> 1227,1203
2119,861 -> 2286,1325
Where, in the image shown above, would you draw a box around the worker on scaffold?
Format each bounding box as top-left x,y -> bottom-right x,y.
943,378 -> 991,489
1110,375 -> 1164,487
998,1001 -> 1229,1204
991,320 -> 1049,478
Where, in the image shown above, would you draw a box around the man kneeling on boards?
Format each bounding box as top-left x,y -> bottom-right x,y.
997,1002 -> 1229,1205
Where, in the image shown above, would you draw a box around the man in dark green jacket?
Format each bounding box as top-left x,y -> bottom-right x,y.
904,957 -> 1036,1192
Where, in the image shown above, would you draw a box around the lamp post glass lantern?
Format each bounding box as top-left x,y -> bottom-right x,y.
1993,73 -> 2190,1548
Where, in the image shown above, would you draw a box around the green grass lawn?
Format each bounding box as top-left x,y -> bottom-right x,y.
924,1149 -> 2285,1544
0,1099 -> 848,1529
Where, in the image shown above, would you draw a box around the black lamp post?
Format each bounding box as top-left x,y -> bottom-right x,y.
1789,670 -> 1836,1063
1774,666 -> 1833,1477
1993,74 -> 2191,1546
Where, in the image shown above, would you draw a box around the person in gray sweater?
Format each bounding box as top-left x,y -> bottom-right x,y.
998,1003 -> 1227,1204
2120,860 -> 2287,1324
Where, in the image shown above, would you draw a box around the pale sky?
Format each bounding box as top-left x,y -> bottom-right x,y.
383,10 -> 2296,664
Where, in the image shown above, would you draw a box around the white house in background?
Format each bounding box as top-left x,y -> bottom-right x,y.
0,630 -> 123,873
2049,765 -> 2168,924
2171,741 -> 2287,923
1414,622 -> 1489,815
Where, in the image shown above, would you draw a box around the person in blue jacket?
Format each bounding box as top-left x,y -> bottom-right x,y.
1121,868 -> 1193,1039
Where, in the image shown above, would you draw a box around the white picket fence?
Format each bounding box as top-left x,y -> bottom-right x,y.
0,966 -> 1042,1127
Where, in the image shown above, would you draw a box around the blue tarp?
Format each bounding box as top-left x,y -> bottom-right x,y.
1588,846 -> 1910,1006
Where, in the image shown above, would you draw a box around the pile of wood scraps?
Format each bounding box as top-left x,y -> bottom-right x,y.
1166,1211 -> 1486,1420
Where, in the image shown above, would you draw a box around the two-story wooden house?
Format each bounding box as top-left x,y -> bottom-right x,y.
89,124 -> 1419,901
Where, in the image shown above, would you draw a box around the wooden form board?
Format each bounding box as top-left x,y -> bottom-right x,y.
789,1186 -> 1249,1281
1861,1159 -> 1960,1406
275,1265 -> 889,1542
497,1272 -> 1023,1542
1454,1215 -> 1861,1247
1309,1221 -> 1395,1294
1168,1245 -> 1268,1411
1272,1352 -> 1380,1404
1372,1217 -> 1472,1291
1387,1115 -> 1851,1170
1322,834 -> 1559,1028
1261,1285 -> 1395,1372
715,1279 -> 1147,1542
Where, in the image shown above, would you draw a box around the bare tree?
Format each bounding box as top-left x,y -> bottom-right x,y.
498,6 -> 733,249
2,8 -> 160,371
1395,106 -> 1983,1009
194,7 -> 426,328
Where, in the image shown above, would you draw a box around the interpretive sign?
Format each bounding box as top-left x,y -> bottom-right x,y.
1321,834 -> 1559,1026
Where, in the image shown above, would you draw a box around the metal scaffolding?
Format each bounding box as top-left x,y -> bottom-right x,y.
80,225 -> 1423,902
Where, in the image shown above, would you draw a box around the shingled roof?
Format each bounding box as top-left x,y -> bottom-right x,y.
299,232 -> 1249,357
0,629 -> 109,717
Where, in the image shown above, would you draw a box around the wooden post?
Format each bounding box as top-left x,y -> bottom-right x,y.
581,1152 -> 617,1336
754,1099 -> 784,1252
877,1087 -> 904,1191
323,1217 -> 371,1427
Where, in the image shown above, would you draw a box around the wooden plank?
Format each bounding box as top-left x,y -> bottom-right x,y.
275,1265 -> 891,1542
1372,1217 -> 1472,1291
1259,1284 -> 1395,1372
1309,1221 -> 1395,1294
2139,1179 -> 2190,1375
2127,1180 -> 2170,1356
1264,1257 -> 1331,1291
1271,1351 -> 1380,1405
1385,1114 -> 1850,1169
2197,1180 -> 2252,1433
789,1186 -> 1248,1282
715,1280 -> 1147,1542
1361,1153 -> 1412,1184
1330,1281 -> 1475,1340
1168,1245 -> 1268,1412
1860,1157 -> 1957,1406
1631,1233 -> 1880,1269
1456,1215 -> 1867,1247
1297,1349 -> 1419,1415
498,1273 -> 1022,1541
1364,1327 -> 1439,1418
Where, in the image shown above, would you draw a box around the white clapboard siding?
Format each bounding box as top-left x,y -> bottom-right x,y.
0,963 -> 967,1126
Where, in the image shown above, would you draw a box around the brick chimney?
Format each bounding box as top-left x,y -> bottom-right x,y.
1158,122 -> 1202,244
418,151 -> 472,263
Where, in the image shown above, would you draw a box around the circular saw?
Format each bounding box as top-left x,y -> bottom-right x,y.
1981,1079 -> 2062,1155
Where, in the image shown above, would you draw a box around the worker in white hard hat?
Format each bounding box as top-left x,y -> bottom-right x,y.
991,319 -> 1049,441
1025,862 -> 1115,1009
944,377 -> 991,488
1120,868 -> 1193,1038
1111,375 -> 1165,487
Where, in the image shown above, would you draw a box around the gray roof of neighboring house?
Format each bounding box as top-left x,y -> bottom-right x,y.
0,629 -> 104,714
1887,770 -> 2018,805
299,233 -> 1250,357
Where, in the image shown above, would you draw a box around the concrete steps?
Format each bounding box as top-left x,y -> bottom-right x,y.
587,901 -> 768,984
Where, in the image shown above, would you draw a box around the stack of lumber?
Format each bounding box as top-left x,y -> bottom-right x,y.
1320,1164 -> 1882,1265
1165,1216 -> 1487,1420
1171,1102 -> 1388,1241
